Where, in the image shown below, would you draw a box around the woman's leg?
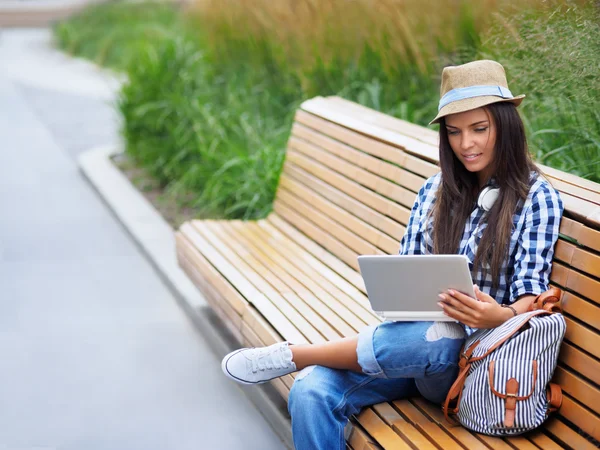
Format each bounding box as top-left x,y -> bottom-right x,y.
289,321 -> 465,449
291,336 -> 361,372
288,365 -> 418,450
359,321 -> 465,403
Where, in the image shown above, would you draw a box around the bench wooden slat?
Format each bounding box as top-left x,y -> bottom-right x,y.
555,240 -> 600,279
411,398 -> 507,449
559,192 -> 600,228
194,221 -> 328,344
288,136 -> 419,209
223,221 -> 367,336
210,221 -> 347,341
372,402 -> 442,449
292,122 -> 426,193
279,177 -> 400,254
551,262 -> 600,305
286,150 -> 412,224
255,219 -> 370,303
559,217 -> 600,253
176,241 -> 245,343
541,174 -> 600,207
274,200 -> 363,272
300,97 -> 439,162
559,395 -> 600,442
347,421 -> 382,450
560,291 -> 600,332
544,417 -> 599,450
295,108 -> 439,179
553,366 -> 600,415
267,214 -> 366,292
526,431 -> 565,450
284,162 -> 406,241
559,342 -> 600,385
242,302 -> 281,345
406,398 -> 536,449
358,407 -> 417,449
246,220 -> 377,321
563,316 -> 600,359
540,163 -> 600,196
276,187 -> 384,257
177,228 -> 248,315
183,222 -> 308,345
502,436 -> 542,450
392,400 -> 465,449
325,96 -> 440,146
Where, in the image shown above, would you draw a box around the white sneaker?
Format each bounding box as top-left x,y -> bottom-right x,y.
221,342 -> 297,385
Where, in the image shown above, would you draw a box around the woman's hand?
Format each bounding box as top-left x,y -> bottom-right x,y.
438,285 -> 513,329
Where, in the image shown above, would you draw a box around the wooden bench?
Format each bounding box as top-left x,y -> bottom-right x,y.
175,95 -> 600,449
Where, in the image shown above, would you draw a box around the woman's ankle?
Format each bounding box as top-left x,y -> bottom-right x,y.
290,344 -> 311,371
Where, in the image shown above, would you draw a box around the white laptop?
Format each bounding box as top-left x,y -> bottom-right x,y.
357,255 -> 476,321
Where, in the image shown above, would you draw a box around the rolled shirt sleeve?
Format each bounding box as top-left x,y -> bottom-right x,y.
509,184 -> 564,302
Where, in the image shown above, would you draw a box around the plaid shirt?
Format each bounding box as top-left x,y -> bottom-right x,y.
399,172 -> 564,305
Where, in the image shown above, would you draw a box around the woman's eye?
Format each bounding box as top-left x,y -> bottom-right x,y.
475,127 -> 488,133
447,130 -> 459,136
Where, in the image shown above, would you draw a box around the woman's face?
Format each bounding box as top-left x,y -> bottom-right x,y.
445,107 -> 497,186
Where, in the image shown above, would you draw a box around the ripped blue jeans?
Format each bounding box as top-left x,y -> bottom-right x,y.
288,321 -> 465,450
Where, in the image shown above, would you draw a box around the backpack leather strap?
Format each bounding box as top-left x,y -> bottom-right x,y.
530,287 -> 562,313
504,378 -> 519,427
443,340 -> 479,425
547,383 -> 563,412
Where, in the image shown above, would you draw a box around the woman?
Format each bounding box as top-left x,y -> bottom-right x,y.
221,60 -> 564,449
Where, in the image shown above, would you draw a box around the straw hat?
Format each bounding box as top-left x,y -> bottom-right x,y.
429,60 -> 525,125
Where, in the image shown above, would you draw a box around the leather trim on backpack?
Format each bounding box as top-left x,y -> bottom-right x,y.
504,378 -> 519,427
488,360 -> 538,401
530,287 -> 562,313
547,382 -> 563,413
488,360 -> 538,427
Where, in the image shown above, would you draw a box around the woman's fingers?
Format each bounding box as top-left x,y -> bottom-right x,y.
449,289 -> 480,307
474,285 -> 496,303
438,289 -> 483,326
438,290 -> 478,311
438,297 -> 473,325
438,293 -> 464,313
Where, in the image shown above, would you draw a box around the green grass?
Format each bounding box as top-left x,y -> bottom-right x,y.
54,0 -> 600,221
53,0 -> 182,70
479,4 -> 600,178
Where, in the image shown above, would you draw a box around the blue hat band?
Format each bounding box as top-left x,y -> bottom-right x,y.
438,85 -> 514,111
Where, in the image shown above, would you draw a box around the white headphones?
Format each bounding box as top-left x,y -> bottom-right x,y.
477,186 -> 500,212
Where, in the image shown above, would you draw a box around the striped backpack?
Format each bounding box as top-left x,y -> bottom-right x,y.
443,288 -> 566,436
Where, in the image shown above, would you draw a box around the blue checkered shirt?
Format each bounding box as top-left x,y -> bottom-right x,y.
399,172 -> 564,305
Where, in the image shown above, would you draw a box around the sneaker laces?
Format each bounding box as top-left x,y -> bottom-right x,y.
251,344 -> 290,373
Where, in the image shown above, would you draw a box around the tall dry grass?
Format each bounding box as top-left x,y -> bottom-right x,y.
189,0 -> 576,76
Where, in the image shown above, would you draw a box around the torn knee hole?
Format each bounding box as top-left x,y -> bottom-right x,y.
295,365 -> 316,381
425,322 -> 466,341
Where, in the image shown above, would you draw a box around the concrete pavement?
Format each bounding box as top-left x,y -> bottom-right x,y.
0,28 -> 285,450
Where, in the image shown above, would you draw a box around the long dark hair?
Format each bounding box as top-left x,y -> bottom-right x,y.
431,102 -> 538,286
